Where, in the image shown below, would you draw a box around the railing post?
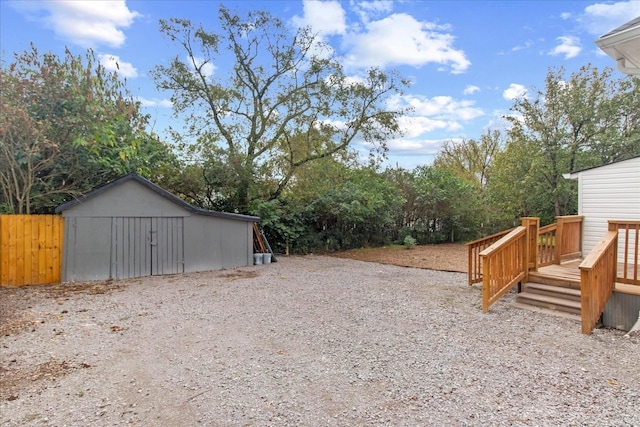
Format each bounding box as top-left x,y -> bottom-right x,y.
521,217 -> 539,278
556,216 -> 565,264
482,255 -> 490,313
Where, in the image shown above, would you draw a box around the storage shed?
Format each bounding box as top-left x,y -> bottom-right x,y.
55,173 -> 260,282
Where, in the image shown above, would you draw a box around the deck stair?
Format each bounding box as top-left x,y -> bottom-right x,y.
514,264 -> 582,319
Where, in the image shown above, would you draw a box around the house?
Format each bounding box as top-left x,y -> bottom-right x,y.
467,16 -> 640,334
468,156 -> 639,333
595,15 -> 640,76
593,17 -> 640,331
564,157 -> 640,331
564,156 -> 640,259
55,173 -> 260,282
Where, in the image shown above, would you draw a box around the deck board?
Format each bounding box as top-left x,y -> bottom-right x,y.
536,260 -> 639,290
537,262 -> 581,283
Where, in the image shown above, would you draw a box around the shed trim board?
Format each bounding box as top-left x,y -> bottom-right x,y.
565,156 -> 640,260
57,173 -> 259,282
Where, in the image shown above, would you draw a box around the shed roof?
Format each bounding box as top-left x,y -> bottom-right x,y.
55,173 -> 260,222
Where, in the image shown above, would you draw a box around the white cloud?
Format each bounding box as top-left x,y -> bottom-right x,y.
343,13 -> 470,73
291,0 -> 347,36
352,1 -> 394,23
355,1 -> 394,14
12,0 -> 139,48
503,83 -> 528,101
511,40 -> 533,52
385,137 -> 449,156
397,115 -> 461,137
463,85 -> 480,95
580,1 -> 640,36
137,97 -> 173,108
190,56 -> 216,78
549,35 -> 582,59
392,94 -> 483,121
98,54 -> 137,78
560,12 -> 572,20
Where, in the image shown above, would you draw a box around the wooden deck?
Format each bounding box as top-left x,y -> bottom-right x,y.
537,261 -> 581,284
535,261 -> 640,295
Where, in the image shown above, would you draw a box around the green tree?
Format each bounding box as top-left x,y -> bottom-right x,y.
152,6 -> 408,213
433,129 -> 505,235
0,45 -> 169,213
487,135 -> 556,225
433,129 -> 503,190
309,167 -> 405,250
412,166 -> 480,243
505,65 -> 639,218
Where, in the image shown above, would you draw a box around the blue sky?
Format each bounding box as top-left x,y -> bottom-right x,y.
2,0 -> 639,170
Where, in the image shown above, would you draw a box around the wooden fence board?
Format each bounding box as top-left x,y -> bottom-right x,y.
0,215 -> 64,286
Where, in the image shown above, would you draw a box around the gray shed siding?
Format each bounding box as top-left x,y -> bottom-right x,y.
183,216 -> 253,272
63,217 -> 112,281
61,180 -> 187,218
58,175 -> 258,281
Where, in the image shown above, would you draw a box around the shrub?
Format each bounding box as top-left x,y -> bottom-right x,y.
403,235 -> 416,249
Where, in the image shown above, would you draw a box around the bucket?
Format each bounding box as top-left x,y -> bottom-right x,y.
263,253 -> 272,264
253,253 -> 263,265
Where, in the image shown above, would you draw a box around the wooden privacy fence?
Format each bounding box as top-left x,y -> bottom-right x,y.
0,215 -> 64,286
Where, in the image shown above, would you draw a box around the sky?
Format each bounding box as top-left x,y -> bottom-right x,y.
1,0 -> 639,170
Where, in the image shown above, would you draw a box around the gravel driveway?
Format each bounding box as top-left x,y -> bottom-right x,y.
1,255 -> 639,426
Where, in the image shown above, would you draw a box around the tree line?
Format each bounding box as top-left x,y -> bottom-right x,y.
2,6 -> 639,254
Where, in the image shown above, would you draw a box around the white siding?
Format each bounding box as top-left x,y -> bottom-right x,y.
572,157 -> 640,258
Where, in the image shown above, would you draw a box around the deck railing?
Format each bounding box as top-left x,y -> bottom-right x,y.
466,228 -> 515,285
579,231 -> 618,335
537,216 -> 583,267
468,215 -> 584,286
608,220 -> 640,285
537,223 -> 557,267
555,216 -> 583,263
479,226 -> 527,312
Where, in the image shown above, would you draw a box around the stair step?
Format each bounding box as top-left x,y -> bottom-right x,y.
516,291 -> 581,315
528,271 -> 580,289
523,282 -> 581,301
511,302 -> 582,322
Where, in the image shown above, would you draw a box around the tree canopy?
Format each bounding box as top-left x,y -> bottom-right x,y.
152,6 -> 408,213
2,19 -> 638,253
0,45 -> 176,213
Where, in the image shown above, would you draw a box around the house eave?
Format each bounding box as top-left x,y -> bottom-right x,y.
596,19 -> 640,76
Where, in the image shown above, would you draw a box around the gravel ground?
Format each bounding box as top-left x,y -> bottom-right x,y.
1,255 -> 639,426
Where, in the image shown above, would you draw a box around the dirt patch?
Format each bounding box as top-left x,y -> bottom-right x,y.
330,243 -> 467,272
0,360 -> 87,402
216,270 -> 260,280
0,281 -> 124,338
